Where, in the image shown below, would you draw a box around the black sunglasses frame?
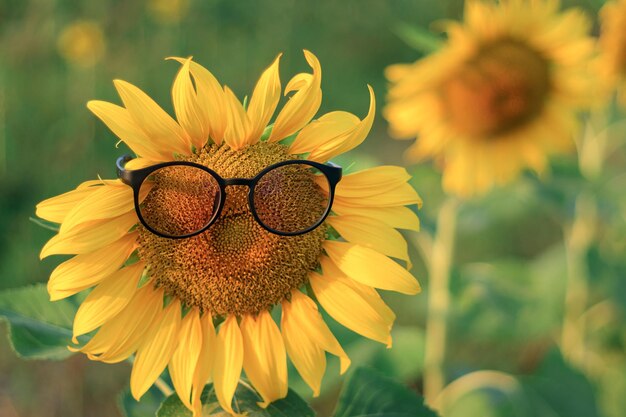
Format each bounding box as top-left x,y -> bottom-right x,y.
116,155 -> 342,239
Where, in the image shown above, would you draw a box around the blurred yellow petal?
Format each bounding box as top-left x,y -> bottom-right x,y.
72,261 -> 145,341
213,316 -> 244,416
172,58 -> 210,150
282,290 -> 350,396
113,79 -> 190,155
60,181 -> 141,233
269,50 -> 322,142
332,205 -> 420,231
309,271 -> 394,346
306,86 -> 375,162
172,58 -> 228,144
87,101 -> 173,161
191,313 -> 216,417
36,184 -> 99,224
222,86 -> 252,150
241,312 -> 288,407
47,233 -> 138,301
169,308 -> 203,410
247,54 -> 282,142
73,285 -> 163,363
131,299 -> 182,400
326,215 -> 409,265
40,212 -> 137,258
323,241 -> 420,294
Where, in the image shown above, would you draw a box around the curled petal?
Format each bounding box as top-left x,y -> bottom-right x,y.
269,50 -> 322,142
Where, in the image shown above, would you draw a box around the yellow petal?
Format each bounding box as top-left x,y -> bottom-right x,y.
318,165 -> 422,208
247,54 -> 282,143
241,312 -> 288,407
73,285 -> 163,363
222,86 -> 252,150
87,100 -> 174,161
172,58 -> 210,150
269,50 -> 322,142
320,256 -> 396,325
330,166 -> 411,197
60,181 -> 138,233
113,79 -> 190,156
191,313 -> 216,417
47,233 -> 138,301
326,215 -> 409,265
323,240 -> 420,294
169,308 -> 203,410
289,111 -> 359,155
282,290 -> 350,396
72,261 -> 145,341
131,298 -> 182,400
332,205 -> 420,231
213,316 -> 244,416
281,303 -> 326,397
309,271 -> 394,346
36,183 -> 100,224
172,58 -> 228,145
40,211 -> 137,258
307,86 -> 375,162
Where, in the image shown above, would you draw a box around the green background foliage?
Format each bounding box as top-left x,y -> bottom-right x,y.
1,0 -> 625,416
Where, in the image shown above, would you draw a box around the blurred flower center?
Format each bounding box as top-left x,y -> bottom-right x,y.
440,38 -> 550,138
137,142 -> 327,316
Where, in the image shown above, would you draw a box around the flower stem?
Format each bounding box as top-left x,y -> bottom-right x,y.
154,376 -> 174,397
423,197 -> 459,406
560,110 -> 605,366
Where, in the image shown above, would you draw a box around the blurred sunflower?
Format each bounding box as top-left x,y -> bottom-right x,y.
36,51 -> 422,416
599,0 -> 626,106
57,20 -> 106,68
385,0 -> 596,197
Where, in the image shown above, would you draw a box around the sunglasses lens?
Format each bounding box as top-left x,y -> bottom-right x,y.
139,165 -> 221,237
253,163 -> 331,234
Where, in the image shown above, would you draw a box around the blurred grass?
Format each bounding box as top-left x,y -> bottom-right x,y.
1,0 -> 625,417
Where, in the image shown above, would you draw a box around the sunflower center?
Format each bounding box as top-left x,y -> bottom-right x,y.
137,142 -> 327,316
440,38 -> 550,138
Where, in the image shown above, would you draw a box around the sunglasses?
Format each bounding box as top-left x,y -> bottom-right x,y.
116,155 -> 342,239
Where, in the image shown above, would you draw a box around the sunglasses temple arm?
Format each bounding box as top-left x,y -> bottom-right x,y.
116,155 -> 135,185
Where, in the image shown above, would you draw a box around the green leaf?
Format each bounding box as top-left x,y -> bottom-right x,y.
333,367 -> 438,417
0,283 -> 80,360
393,23 -> 444,54
157,382 -> 315,417
521,349 -> 601,417
118,386 -> 166,417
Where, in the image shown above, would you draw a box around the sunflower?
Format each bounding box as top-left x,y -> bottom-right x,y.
36,51 -> 422,416
384,0 -> 596,197
599,0 -> 626,106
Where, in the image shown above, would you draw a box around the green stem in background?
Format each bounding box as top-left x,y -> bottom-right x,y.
423,197 -> 459,407
560,110 -> 606,367
154,377 -> 174,397
561,192 -> 596,365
